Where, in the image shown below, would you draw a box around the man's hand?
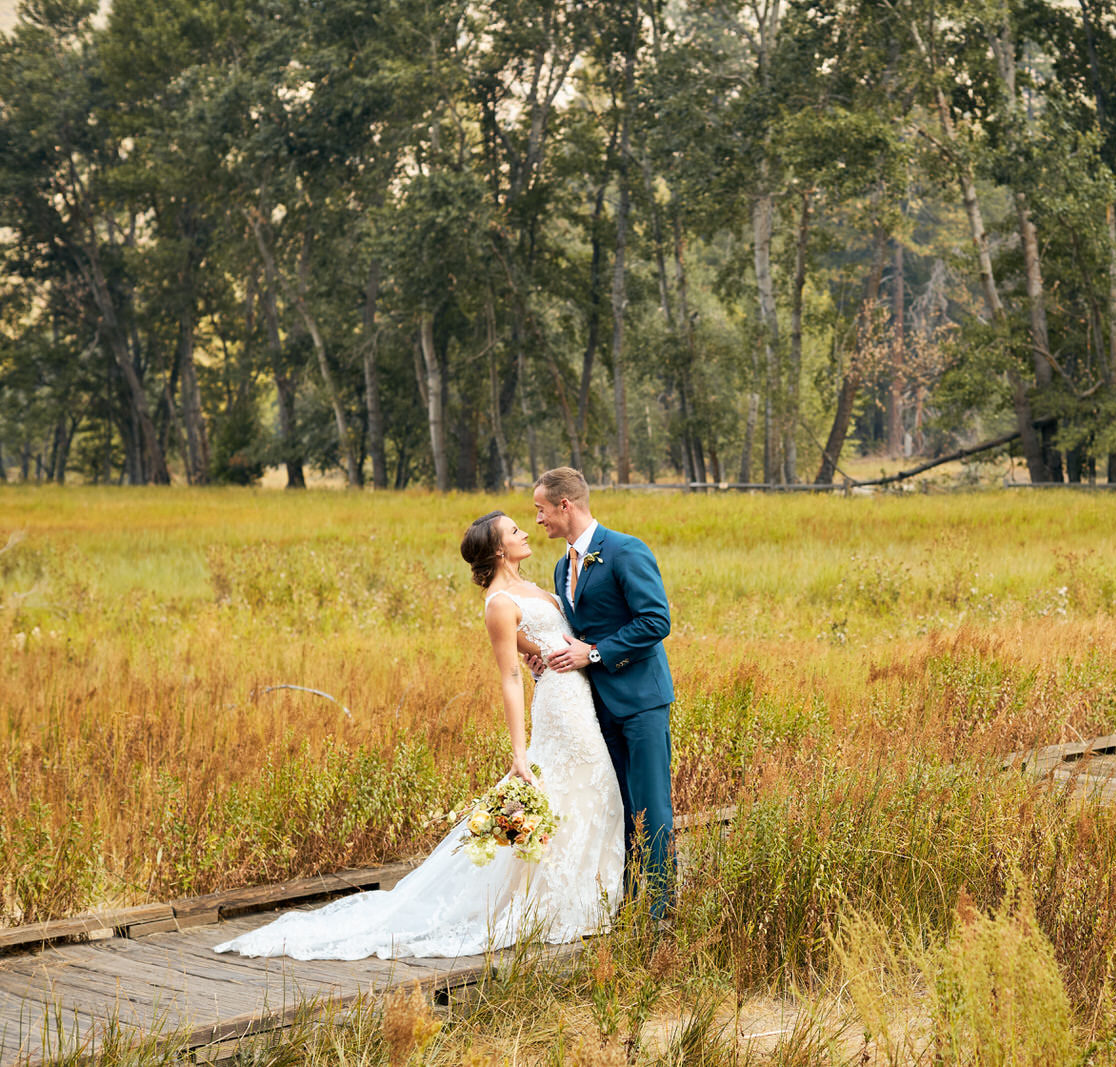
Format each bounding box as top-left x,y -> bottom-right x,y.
547,634 -> 593,673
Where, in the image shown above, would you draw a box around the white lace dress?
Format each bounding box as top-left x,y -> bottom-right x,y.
213,589 -> 624,960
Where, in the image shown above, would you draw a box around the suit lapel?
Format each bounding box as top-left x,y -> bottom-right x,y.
573,525 -> 608,608
557,550 -> 571,604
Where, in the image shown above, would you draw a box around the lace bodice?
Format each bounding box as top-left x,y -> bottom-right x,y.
484,587 -> 571,655
213,586 -> 623,962
485,589 -> 607,767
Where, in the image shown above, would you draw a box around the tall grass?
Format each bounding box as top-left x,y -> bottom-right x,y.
4,486 -> 1116,1056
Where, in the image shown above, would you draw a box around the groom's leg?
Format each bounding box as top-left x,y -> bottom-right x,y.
622,704 -> 674,919
596,703 -> 636,897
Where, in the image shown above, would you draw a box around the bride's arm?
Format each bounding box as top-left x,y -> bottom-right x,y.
484,596 -> 538,784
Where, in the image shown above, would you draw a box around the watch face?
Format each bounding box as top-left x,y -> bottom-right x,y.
589,649 -> 601,663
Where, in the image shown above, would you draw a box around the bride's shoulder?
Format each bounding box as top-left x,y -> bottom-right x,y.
486,584 -> 524,616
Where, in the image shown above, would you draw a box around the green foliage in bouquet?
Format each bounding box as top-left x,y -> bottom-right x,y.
458,765 -> 559,867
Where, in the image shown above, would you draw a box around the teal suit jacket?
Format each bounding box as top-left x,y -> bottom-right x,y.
556,525 -> 674,717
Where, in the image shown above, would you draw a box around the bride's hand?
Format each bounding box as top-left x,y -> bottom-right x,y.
523,651 -> 546,679
510,755 -> 538,786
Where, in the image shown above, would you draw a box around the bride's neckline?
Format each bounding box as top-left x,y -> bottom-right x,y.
485,580 -> 559,607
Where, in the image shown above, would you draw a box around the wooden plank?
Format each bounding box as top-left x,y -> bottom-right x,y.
0,904 -> 173,952
171,863 -> 417,925
0,998 -> 100,1066
0,861 -> 422,957
124,918 -> 180,938
675,805 -> 737,830
182,956 -> 491,1056
100,931 -> 419,1010
0,960 -> 176,1022
1002,733 -> 1116,773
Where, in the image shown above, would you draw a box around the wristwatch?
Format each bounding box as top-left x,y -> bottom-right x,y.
588,644 -> 601,664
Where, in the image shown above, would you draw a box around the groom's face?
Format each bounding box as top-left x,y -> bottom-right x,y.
532,486 -> 572,541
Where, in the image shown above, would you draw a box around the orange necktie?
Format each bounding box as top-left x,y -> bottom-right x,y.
568,546 -> 579,601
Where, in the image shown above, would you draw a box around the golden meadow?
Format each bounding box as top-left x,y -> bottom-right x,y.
5,486 -> 1116,1058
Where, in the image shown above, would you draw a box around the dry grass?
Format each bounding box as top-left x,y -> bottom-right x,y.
4,485 -> 1116,1061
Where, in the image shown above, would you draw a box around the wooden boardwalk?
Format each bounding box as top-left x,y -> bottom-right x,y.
1004,732 -> 1116,802
2,744 -> 1114,1067
0,911 -> 496,1065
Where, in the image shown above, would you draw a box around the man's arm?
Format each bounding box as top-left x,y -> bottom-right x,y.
593,539 -> 670,673
549,538 -> 670,673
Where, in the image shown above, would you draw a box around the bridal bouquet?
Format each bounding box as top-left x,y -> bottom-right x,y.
458,766 -> 559,866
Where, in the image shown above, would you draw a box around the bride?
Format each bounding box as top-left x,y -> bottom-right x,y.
214,511 -> 624,960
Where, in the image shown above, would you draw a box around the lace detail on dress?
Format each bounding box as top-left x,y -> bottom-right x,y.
213,588 -> 623,962
485,590 -> 609,766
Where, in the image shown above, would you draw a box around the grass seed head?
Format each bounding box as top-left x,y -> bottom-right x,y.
381,983 -> 441,1067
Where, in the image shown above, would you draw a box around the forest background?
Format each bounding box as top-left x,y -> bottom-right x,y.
3,0 -> 1116,491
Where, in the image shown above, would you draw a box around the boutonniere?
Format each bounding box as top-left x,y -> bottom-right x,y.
582,550 -> 604,568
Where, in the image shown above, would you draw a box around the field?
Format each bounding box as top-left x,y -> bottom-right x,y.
4,485 -> 1116,1064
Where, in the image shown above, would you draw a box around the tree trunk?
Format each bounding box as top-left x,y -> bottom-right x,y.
177,294 -> 209,485
121,407 -> 143,485
785,190 -> 811,483
51,416 -> 75,485
643,152 -> 674,326
275,372 -> 304,488
1016,191 -> 1061,481
610,79 -> 634,484
904,11 -> 1048,484
944,92 -> 1046,481
1108,204 -> 1116,385
258,275 -> 305,489
1080,1 -> 1116,481
512,314 -> 539,480
1108,205 -> 1116,482
306,313 -> 359,485
816,372 -> 860,486
887,240 -> 904,457
753,188 -> 780,484
454,405 -> 478,490
294,232 -> 360,487
692,433 -> 708,485
251,216 -> 359,486
68,193 -> 169,484
671,205 -> 703,488
740,393 -> 759,482
362,262 -> 388,489
418,312 -> 449,492
88,289 -> 168,483
815,227 -> 888,485
1102,200 -> 1111,484
488,353 -> 512,489
576,181 -> 611,471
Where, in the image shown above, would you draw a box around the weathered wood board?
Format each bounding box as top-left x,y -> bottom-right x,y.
0,911 -> 498,1065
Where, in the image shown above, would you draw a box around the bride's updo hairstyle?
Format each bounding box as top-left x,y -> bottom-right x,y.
460,510 -> 507,588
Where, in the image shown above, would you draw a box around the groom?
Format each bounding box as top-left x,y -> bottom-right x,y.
532,467 -> 675,919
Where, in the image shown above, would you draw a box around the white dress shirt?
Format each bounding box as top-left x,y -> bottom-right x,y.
566,519 -> 599,606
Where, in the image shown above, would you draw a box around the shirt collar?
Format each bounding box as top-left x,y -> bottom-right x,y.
570,519 -> 598,558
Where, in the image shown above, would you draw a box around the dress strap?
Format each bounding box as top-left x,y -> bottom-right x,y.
484,589 -> 521,608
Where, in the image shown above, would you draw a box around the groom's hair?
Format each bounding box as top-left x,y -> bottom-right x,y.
535,467 -> 589,507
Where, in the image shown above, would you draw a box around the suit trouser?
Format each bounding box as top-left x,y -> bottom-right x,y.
596,702 -> 674,918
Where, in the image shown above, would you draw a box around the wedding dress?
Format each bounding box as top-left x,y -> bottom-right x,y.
214,589 -> 624,960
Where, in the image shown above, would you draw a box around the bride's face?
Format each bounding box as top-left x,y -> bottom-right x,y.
498,516 -> 532,565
